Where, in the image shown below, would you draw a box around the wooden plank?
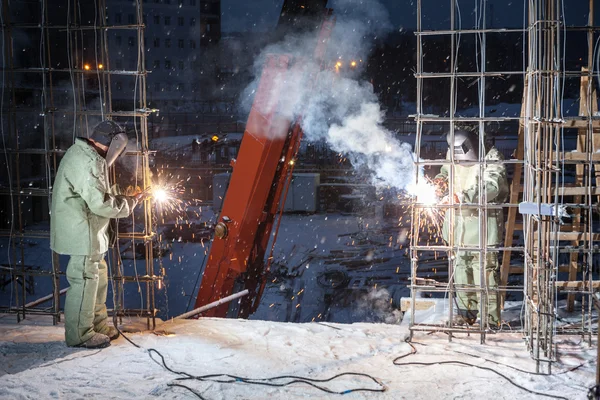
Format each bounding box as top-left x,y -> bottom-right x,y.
558,152 -> 600,162
558,187 -> 600,196
556,281 -> 600,290
534,232 -> 600,241
501,79 -> 527,307
562,120 -> 600,129
568,67 -> 597,311
510,265 -> 573,274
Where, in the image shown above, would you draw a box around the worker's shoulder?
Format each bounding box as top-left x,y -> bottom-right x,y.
62,139 -> 104,171
485,146 -> 504,161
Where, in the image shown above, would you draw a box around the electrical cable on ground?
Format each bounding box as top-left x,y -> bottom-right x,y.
107,283 -> 386,399
393,359 -> 569,400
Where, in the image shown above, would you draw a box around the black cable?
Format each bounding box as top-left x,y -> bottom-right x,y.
393,360 -> 569,400
148,348 -> 386,395
167,383 -> 207,400
392,338 -> 417,363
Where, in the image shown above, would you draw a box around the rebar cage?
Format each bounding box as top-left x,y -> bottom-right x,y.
410,0 -> 600,374
0,0 -> 159,328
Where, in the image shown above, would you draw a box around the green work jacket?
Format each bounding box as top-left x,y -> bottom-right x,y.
50,138 -> 137,256
435,146 -> 508,246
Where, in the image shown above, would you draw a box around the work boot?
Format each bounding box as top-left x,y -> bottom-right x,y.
75,332 -> 110,349
448,314 -> 477,326
96,324 -> 120,341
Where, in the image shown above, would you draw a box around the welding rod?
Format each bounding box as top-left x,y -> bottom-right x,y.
174,289 -> 250,320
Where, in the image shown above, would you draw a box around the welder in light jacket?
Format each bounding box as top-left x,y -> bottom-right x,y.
435,129 -> 508,328
51,121 -> 145,348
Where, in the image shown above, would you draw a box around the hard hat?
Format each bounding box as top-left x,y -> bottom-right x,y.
447,129 -> 479,161
91,120 -> 129,167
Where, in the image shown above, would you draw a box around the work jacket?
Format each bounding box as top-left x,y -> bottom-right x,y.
50,138 -> 137,256
435,146 -> 508,246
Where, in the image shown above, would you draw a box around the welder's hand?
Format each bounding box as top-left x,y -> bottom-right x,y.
441,193 -> 462,205
124,185 -> 142,196
134,187 -> 152,203
433,178 -> 447,197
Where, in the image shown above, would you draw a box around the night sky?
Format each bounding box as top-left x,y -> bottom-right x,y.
220,0 -> 596,33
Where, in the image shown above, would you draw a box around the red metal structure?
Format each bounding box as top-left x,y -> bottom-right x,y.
195,9 -> 335,318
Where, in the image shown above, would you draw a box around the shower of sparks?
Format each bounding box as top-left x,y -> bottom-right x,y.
402,178 -> 446,241
151,181 -> 186,215
406,180 -> 438,206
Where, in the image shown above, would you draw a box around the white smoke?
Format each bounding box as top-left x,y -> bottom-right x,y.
355,287 -> 402,324
240,0 -> 417,191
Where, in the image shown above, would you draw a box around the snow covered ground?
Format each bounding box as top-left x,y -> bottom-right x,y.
0,311 -> 594,399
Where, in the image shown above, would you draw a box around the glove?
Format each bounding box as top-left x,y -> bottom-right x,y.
441,193 -> 462,205
433,177 -> 447,197
134,187 -> 152,202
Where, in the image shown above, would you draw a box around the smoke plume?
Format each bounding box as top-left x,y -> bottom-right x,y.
241,0 -> 417,191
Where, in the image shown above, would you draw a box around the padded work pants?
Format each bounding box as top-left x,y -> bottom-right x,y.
454,251 -> 500,325
64,254 -> 109,346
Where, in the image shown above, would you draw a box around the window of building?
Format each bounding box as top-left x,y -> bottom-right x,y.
143,15 -> 147,24
153,15 -> 160,24
153,38 -> 160,47
189,40 -> 196,49
116,36 -> 122,46
164,16 -> 171,25
153,60 -> 160,69
165,60 -> 171,70
154,82 -> 160,92
190,0 -> 196,5
164,0 -> 171,3
128,36 -> 135,47
166,83 -> 172,91
177,83 -> 184,91
165,39 -> 171,48
116,60 -> 123,69
129,82 -> 135,90
178,17 -> 184,26
116,81 -> 122,91
115,13 -> 122,23
128,14 -> 134,24
190,17 -> 196,26
178,39 -> 184,49
178,60 -> 184,70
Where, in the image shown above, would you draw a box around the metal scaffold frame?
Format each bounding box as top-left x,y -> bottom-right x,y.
0,0 -> 159,328
410,0 -> 600,374
410,0 -> 526,343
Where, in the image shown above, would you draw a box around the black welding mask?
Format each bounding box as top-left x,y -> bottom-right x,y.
91,120 -> 129,167
447,129 -> 479,161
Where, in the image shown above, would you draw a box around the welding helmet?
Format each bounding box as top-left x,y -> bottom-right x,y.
91,120 -> 129,167
447,129 -> 479,161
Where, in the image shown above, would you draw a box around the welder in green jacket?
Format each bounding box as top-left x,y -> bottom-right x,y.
435,130 -> 508,328
51,121 -> 146,348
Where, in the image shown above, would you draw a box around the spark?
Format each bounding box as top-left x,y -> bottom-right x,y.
406,180 -> 437,206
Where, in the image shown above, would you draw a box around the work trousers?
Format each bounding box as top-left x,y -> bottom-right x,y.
454,251 -> 500,325
64,254 -> 109,346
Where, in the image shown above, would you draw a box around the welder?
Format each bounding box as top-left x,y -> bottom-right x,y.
434,129 -> 508,328
51,121 -> 147,348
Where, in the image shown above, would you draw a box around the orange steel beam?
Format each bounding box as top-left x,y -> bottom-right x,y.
195,11 -> 334,318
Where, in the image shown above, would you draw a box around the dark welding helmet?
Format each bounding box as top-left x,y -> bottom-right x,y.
91,120 -> 129,167
447,129 -> 479,161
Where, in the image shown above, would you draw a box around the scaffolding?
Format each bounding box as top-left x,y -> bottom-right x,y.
410,0 -> 600,374
0,0 -> 159,328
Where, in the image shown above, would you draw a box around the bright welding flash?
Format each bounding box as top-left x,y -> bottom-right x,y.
153,188 -> 168,203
